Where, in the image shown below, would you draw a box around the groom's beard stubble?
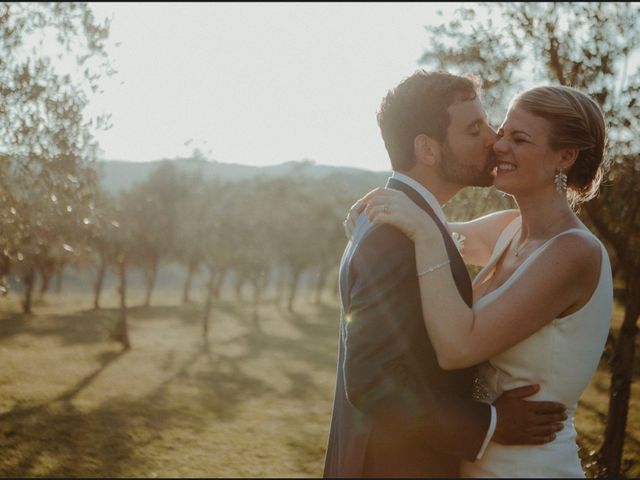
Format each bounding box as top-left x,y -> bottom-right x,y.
437,144 -> 496,187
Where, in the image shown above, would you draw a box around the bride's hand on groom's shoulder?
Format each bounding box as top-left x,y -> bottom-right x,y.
343,188 -> 382,239
363,188 -> 435,242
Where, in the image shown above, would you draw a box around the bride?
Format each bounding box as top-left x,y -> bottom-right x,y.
347,85 -> 613,477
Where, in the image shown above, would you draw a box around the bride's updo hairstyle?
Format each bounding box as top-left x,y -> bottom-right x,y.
511,85 -> 608,206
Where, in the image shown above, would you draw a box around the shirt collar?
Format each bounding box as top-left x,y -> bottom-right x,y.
390,171 -> 448,226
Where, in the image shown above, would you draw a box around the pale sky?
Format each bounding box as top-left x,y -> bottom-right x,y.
87,2 -> 466,171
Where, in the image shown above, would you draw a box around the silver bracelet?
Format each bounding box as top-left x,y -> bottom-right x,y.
417,259 -> 451,278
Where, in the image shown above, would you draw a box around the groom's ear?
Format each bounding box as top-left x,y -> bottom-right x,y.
414,134 -> 440,167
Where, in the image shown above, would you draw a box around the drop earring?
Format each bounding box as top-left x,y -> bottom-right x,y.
554,169 -> 568,194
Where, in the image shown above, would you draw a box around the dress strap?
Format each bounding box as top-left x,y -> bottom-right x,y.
501,227 -> 604,294
530,227 -> 595,261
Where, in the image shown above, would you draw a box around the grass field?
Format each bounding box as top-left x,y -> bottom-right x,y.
0,289 -> 638,477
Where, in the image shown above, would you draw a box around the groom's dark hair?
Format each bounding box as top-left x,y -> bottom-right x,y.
377,70 -> 481,172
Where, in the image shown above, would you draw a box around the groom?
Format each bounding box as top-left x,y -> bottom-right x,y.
324,71 -> 567,477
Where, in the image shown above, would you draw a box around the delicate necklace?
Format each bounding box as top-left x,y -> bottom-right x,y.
512,212 -> 574,258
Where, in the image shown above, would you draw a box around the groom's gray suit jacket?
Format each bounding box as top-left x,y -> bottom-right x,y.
323,178 -> 491,478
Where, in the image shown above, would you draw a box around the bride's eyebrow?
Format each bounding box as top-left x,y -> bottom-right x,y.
498,127 -> 532,137
511,129 -> 532,137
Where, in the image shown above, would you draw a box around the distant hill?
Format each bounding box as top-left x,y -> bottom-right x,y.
96,157 -> 390,195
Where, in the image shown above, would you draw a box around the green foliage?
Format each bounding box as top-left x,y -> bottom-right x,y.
0,3 -> 111,306
422,2 -> 640,156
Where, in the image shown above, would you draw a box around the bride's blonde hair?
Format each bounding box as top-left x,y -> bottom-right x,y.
511,85 -> 608,206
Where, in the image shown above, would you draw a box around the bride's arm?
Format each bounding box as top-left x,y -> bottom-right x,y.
449,210 -> 520,266
345,189 -> 520,267
364,188 -> 601,369
412,230 -> 599,369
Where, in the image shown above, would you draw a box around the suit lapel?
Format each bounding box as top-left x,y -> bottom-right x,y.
386,178 -> 473,307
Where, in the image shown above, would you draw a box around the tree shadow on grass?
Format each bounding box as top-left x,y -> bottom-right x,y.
125,304 -> 202,325
284,370 -> 324,400
0,349 -> 134,476
0,313 -> 29,341
285,303 -> 340,343
0,309 -> 117,345
1,400 -> 135,477
0,337 -> 274,477
222,322 -> 337,375
0,297 -> 339,476
153,339 -> 274,422
205,302 -> 339,406
0,349 -> 126,422
0,303 -> 205,347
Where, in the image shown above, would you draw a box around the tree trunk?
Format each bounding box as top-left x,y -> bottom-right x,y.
143,259 -> 158,307
599,286 -> 640,477
0,255 -> 10,297
250,271 -> 266,329
288,266 -> 303,312
39,269 -> 52,298
113,259 -> 131,350
0,254 -> 10,278
22,267 -> 36,314
234,271 -> 245,301
182,259 -> 198,303
276,265 -> 287,309
203,267 -> 216,338
93,255 -> 107,309
251,271 -> 266,307
251,277 -> 260,331
54,263 -> 64,294
314,265 -> 329,305
212,268 -> 227,299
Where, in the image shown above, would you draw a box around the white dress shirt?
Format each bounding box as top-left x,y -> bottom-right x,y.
390,171 -> 497,460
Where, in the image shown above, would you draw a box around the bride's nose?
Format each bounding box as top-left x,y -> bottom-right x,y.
493,136 -> 509,155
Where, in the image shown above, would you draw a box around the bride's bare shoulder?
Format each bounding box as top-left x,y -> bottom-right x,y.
451,209 -> 519,233
449,209 -> 520,267
543,229 -> 602,271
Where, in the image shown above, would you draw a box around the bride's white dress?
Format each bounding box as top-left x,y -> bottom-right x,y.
459,218 -> 613,478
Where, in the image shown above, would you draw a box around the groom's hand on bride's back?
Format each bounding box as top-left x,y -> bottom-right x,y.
492,384 -> 568,445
